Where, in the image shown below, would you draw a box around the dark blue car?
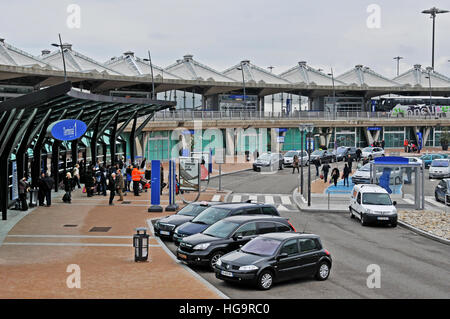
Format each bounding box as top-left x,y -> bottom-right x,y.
172,202 -> 280,245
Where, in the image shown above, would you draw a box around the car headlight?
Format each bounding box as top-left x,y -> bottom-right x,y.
366,209 -> 374,214
193,243 -> 211,250
174,228 -> 180,235
216,258 -> 222,266
239,265 -> 259,271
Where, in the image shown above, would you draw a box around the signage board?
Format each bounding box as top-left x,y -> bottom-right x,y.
277,136 -> 285,143
368,127 -> 381,131
48,119 -> 87,141
179,157 -> 200,191
215,148 -> 225,164
11,161 -> 18,201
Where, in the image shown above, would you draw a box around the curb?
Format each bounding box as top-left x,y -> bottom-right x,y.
146,218 -> 229,299
397,220 -> 450,246
291,189 -> 347,214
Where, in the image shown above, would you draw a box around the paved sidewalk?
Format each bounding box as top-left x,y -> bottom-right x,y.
0,165 -> 244,298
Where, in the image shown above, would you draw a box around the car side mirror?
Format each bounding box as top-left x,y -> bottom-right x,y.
277,252 -> 288,260
393,201 -> 397,206
233,235 -> 243,241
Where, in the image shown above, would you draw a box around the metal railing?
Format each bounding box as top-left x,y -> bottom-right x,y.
142,110 -> 449,122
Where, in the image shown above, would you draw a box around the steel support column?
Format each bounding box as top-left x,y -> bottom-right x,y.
52,140 -> 61,192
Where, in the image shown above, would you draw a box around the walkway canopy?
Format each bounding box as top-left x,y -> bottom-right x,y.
0,81 -> 176,220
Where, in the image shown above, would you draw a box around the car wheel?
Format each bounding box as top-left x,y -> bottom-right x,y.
361,213 -> 368,226
435,192 -> 440,202
315,261 -> 330,281
257,270 -> 274,290
349,207 -> 355,219
209,251 -> 224,270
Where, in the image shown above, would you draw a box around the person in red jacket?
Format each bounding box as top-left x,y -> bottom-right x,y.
131,167 -> 142,196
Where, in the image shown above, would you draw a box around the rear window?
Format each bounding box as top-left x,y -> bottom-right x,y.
262,207 -> 279,216
276,223 -> 292,232
299,238 -> 319,252
257,222 -> 277,234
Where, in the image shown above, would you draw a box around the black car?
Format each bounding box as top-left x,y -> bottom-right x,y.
215,232 -> 332,290
154,201 -> 223,239
435,178 -> 450,204
309,149 -> 335,164
173,203 -> 280,245
176,215 -> 296,269
335,147 -> 358,161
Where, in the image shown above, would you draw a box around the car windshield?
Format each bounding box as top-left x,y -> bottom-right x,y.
362,193 -> 392,205
312,150 -> 324,156
191,207 -> 232,225
241,237 -> 282,256
359,164 -> 371,171
337,147 -> 348,154
258,154 -> 271,161
420,155 -> 430,160
177,203 -> 209,217
362,147 -> 373,152
431,160 -> 449,167
203,220 -> 240,238
284,151 -> 298,157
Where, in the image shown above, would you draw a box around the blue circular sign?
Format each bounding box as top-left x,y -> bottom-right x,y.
50,119 -> 87,141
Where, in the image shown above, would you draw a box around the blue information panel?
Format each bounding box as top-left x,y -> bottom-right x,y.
151,160 -> 161,205
50,119 -> 87,141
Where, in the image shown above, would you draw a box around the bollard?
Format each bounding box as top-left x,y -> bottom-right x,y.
148,160 -> 163,212
165,159 -> 178,211
133,227 -> 149,262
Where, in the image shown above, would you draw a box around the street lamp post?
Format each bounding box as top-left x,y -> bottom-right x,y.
51,33 -> 67,82
328,69 -> 336,120
303,123 -> 314,206
237,61 -> 247,108
143,50 -> 156,99
425,67 -> 433,111
422,7 -> 449,70
299,125 -> 307,195
393,56 -> 404,76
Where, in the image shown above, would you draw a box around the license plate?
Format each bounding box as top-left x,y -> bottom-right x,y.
377,217 -> 389,220
160,230 -> 170,236
221,270 -> 233,277
178,253 -> 187,260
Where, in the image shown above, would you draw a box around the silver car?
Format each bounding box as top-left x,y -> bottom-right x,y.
283,150 -> 308,167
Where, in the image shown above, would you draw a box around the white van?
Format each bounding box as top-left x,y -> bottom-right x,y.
349,184 -> 397,227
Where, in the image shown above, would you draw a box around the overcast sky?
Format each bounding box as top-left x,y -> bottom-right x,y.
1,0 -> 449,78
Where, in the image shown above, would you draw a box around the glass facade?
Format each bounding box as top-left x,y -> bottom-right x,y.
383,127 -> 405,148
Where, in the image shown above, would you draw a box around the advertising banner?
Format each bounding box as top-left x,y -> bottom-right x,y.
179,157 -> 200,191
12,161 -> 18,201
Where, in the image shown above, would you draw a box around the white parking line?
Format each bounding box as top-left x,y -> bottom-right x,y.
211,195 -> 221,202
265,196 -> 275,204
231,195 -> 241,202
248,195 -> 258,202
281,196 -> 292,205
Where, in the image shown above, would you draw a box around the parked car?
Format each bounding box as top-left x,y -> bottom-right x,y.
429,159 -> 450,179
173,203 -> 280,245
309,149 -> 335,164
405,156 -> 423,166
351,163 -> 402,185
420,153 -> 446,168
361,147 -> 385,160
283,150 -> 308,167
253,152 -> 283,171
335,147 -> 358,161
349,184 -> 397,227
176,215 -> 296,269
215,233 -> 332,290
154,201 -> 223,239
434,178 -> 450,204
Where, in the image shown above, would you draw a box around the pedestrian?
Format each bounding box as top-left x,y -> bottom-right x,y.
100,167 -> 107,196
292,155 -> 300,174
38,172 -> 47,206
73,164 -> 81,189
313,158 -> 320,177
126,165 -> 133,192
381,139 -> 385,149
356,148 -> 362,162
404,139 -> 409,152
63,172 -> 74,203
108,173 -> 116,206
321,162 -> 331,183
18,177 -> 30,211
85,169 -> 94,197
160,163 -> 166,195
43,173 -> 54,206
132,166 -> 141,196
331,167 -> 340,187
346,154 -> 353,171
116,169 -> 124,201
343,164 -> 351,187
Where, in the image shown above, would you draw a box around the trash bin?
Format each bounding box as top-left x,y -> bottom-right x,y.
133,227 -> 149,262
29,188 -> 38,207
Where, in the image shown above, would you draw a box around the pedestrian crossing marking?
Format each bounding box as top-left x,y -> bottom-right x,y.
265,196 -> 275,204
248,195 -> 257,202
277,205 -> 290,211
211,195 -> 221,202
281,196 -> 292,205
231,195 -> 241,202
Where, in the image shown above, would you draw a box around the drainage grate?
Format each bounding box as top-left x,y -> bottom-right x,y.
64,224 -> 78,227
89,227 -> 111,232
121,201 -> 131,204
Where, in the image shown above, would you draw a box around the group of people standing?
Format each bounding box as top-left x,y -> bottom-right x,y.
313,154 -> 358,188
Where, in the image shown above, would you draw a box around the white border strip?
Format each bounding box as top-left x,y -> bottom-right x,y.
2,242 -> 160,247
147,217 -> 229,299
6,234 -> 135,239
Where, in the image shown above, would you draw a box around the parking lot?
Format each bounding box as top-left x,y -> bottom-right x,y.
159,166 -> 450,298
